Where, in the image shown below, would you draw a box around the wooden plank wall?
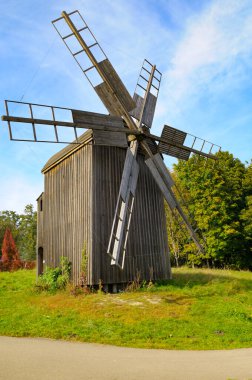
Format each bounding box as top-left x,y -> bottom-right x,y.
43,144 -> 93,285
92,146 -> 171,285
42,143 -> 170,285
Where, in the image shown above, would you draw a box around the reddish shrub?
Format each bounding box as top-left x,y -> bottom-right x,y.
1,228 -> 21,271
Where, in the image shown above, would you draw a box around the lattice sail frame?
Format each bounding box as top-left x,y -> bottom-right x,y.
3,100 -> 80,144
130,59 -> 162,129
52,11 -> 107,89
52,10 -> 136,117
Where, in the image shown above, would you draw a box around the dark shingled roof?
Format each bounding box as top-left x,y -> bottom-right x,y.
42,130 -> 93,173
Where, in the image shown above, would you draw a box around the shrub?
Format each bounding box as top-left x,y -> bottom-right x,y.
35,256 -> 71,292
0,228 -> 22,271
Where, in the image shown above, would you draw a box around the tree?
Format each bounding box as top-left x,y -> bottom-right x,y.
240,161 -> 252,266
0,205 -> 37,262
1,228 -> 21,270
170,151 -> 250,268
18,204 -> 37,261
165,202 -> 188,267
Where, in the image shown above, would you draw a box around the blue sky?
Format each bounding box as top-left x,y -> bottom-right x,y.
0,0 -> 252,213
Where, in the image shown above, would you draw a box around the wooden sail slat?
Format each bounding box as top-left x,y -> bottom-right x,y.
97,59 -> 136,113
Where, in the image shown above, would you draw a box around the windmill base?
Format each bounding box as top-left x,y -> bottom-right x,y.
36,131 -> 171,286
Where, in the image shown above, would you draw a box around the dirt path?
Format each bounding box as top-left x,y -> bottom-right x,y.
0,336 -> 252,380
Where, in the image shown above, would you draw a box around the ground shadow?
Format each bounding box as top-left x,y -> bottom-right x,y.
155,270 -> 252,290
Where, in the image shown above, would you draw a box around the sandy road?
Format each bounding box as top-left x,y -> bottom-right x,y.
0,336 -> 252,380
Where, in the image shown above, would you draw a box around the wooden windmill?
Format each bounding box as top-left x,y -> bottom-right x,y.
2,10 -> 220,289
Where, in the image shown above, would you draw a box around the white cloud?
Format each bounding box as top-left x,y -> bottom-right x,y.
160,0 -> 252,118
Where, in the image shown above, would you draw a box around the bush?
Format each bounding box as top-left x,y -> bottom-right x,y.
1,228 -> 22,271
35,256 -> 71,292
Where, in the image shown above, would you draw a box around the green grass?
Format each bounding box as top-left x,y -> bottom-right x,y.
0,267 -> 252,350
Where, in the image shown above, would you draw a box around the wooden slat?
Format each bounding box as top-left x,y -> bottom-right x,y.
161,125 -> 187,145
159,125 -> 190,160
145,157 -> 176,210
158,143 -> 191,160
130,92 -> 157,128
120,145 -> 138,202
72,110 -> 124,129
152,153 -> 174,187
97,59 -> 136,112
95,81 -> 123,116
129,159 -> 139,195
92,130 -> 127,147
130,93 -> 144,120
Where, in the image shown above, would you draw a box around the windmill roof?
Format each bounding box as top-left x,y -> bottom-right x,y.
42,129 -> 93,173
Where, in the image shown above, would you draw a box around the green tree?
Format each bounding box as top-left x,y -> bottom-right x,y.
165,201 -> 189,267
0,205 -> 37,262
240,161 -> 252,265
172,151 -> 249,268
18,204 -> 37,261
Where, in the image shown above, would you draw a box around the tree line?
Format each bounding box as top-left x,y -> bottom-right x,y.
166,151 -> 252,269
0,204 -> 37,262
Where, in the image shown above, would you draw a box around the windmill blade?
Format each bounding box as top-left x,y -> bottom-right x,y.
52,10 -> 135,117
107,140 -> 139,269
156,125 -> 221,160
130,59 -> 162,129
2,100 -> 80,144
145,152 -> 204,252
107,63 -> 158,269
2,100 -> 141,144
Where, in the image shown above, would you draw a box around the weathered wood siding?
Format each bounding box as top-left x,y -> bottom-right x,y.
92,146 -> 170,284
43,143 -> 93,284
41,139 -> 171,285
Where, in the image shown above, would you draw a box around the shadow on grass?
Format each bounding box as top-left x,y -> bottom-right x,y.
155,270 -> 252,291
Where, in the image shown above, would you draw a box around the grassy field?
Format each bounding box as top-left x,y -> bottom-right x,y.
0,267 -> 252,350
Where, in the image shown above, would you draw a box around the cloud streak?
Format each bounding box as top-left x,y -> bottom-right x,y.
160,0 -> 252,119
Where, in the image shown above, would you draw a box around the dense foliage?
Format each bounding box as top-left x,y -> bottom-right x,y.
0,204 -> 37,262
166,152 -> 252,269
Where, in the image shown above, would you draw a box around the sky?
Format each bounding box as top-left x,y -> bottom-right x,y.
0,0 -> 252,213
